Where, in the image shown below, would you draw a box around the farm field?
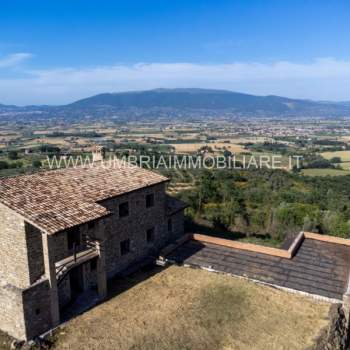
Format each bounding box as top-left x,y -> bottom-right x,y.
321,150 -> 350,162
302,168 -> 350,176
51,266 -> 330,350
170,142 -> 245,154
339,162 -> 350,170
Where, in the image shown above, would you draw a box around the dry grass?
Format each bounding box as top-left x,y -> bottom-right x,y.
338,136 -> 350,143
0,330 -> 14,350
170,142 -> 245,154
321,150 -> 350,162
52,266 -> 330,350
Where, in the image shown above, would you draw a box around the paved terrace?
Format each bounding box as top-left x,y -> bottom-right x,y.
165,236 -> 350,301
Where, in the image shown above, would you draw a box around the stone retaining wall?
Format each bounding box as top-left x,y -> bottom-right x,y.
310,304 -> 348,350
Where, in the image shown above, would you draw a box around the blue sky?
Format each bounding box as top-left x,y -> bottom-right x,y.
0,0 -> 350,104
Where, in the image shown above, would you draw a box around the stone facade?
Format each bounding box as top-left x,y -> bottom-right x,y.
0,184 -> 185,340
0,203 -> 33,288
0,203 -> 52,340
0,284 -> 26,339
22,280 -> 52,340
102,183 -> 170,276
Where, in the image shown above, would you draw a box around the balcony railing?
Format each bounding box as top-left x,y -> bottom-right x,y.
55,239 -> 100,285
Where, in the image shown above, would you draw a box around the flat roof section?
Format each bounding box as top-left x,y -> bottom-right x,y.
165,238 -> 350,301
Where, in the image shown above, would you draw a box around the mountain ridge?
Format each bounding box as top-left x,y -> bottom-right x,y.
1,88 -> 350,120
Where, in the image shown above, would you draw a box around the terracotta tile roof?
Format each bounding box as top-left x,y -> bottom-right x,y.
0,162 -> 168,235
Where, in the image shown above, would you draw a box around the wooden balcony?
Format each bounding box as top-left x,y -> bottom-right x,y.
55,243 -> 99,284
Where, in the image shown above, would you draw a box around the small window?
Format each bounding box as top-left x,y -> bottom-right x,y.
88,221 -> 96,230
146,194 -> 154,208
168,219 -> 173,233
35,308 -> 41,315
120,239 -> 130,255
119,202 -> 129,217
90,257 -> 98,271
146,227 -> 155,243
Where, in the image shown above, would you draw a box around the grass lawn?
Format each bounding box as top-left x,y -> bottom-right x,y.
52,266 -> 330,350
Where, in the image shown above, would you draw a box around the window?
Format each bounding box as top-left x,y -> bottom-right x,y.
120,239 -> 130,255
90,257 -> 98,271
168,218 -> 173,233
67,227 -> 81,250
119,202 -> 129,217
146,193 -> 154,208
88,221 -> 96,230
146,227 -> 155,243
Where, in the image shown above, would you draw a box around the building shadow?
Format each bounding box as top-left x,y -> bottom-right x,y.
105,262 -> 169,302
59,258 -> 169,325
165,240 -> 206,264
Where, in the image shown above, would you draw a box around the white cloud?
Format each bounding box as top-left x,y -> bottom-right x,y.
1,58 -> 350,105
0,53 -> 33,68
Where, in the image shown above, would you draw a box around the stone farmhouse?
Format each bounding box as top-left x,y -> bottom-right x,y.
0,161 -> 186,340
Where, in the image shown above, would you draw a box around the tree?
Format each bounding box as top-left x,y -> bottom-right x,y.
32,159 -> 42,168
0,160 -> 9,170
197,171 -> 218,210
9,161 -> 23,168
330,156 -> 342,164
8,150 -> 19,160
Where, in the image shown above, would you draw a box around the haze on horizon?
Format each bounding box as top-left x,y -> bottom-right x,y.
0,0 -> 349,105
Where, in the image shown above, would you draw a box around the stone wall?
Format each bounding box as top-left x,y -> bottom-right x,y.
0,278 -> 51,340
310,304 -> 348,350
0,284 -> 26,340
48,230 -> 69,262
0,203 -> 31,288
100,183 -> 169,277
168,211 -> 185,240
0,204 -> 51,340
22,279 -> 52,340
82,258 -> 98,290
0,183 -> 185,341
25,223 -> 45,284
58,275 -> 71,309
